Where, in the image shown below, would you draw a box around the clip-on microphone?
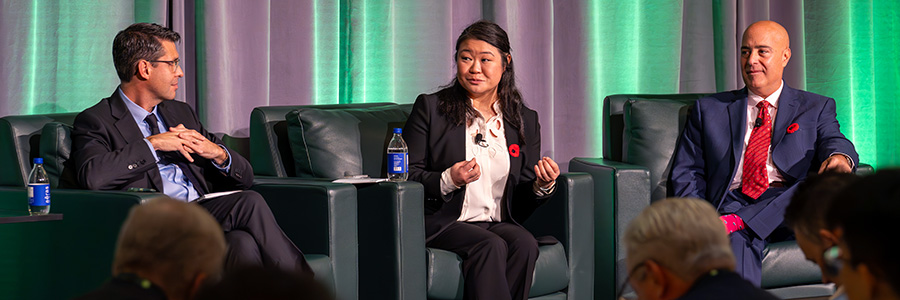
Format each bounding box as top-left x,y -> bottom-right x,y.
754,117 -> 763,128
474,133 -> 489,148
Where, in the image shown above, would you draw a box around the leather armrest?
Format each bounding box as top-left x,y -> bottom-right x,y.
250,177 -> 358,300
0,187 -> 157,299
355,181 -> 427,300
856,163 -> 874,176
522,172 -> 595,299
568,157 -> 651,299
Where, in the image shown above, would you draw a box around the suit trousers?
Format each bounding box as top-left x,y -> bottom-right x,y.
197,190 -> 313,275
426,221 -> 539,300
719,187 -> 793,286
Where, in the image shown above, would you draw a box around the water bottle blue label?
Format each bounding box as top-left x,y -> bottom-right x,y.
28,183 -> 50,206
387,153 -> 407,174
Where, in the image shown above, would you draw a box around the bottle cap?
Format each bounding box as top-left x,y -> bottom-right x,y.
394,128 -> 402,134
33,158 -> 43,164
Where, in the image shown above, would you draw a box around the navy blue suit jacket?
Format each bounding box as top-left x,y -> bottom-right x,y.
670,85 -> 857,239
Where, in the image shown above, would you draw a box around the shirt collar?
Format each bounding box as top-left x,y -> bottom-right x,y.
468,98 -> 503,120
118,87 -> 159,123
747,80 -> 784,109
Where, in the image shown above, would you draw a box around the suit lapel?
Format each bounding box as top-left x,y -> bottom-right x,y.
108,90 -> 165,192
109,91 -> 146,145
771,85 -> 798,149
448,122 -> 467,164
504,119 -> 522,183
727,89 -> 748,174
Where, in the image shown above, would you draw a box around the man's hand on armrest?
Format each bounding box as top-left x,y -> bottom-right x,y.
819,154 -> 853,174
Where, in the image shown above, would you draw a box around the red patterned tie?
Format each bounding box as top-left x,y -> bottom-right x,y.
741,101 -> 771,199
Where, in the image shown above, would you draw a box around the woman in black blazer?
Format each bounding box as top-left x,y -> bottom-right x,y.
403,20 -> 560,300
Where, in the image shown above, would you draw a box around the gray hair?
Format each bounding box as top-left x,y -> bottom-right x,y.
624,198 -> 735,280
112,197 -> 226,297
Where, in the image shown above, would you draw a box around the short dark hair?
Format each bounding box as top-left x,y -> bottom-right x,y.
784,172 -> 858,241
826,169 -> 900,293
112,23 -> 180,82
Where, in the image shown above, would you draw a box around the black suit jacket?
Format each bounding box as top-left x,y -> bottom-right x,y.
403,87 -> 553,242
69,89 -> 253,193
678,270 -> 779,300
75,276 -> 167,300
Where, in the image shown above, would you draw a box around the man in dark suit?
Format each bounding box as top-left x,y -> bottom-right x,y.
77,197 -> 225,300
621,197 -> 779,300
670,20 -> 858,285
70,23 -> 311,274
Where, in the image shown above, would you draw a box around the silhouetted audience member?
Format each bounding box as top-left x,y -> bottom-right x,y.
826,169 -> 900,300
76,197 -> 226,300
785,172 -> 859,300
194,266 -> 333,300
620,198 -> 778,300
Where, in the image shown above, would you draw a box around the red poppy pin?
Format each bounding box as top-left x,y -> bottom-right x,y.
508,144 -> 520,158
787,123 -> 799,134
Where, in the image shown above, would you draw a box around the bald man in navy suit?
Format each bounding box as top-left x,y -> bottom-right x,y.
669,20 -> 858,285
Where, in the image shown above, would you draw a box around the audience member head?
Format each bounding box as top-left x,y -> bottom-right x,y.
193,266 -> 333,300
785,172 -> 858,284
113,22 -> 181,82
741,20 -> 792,98
622,197 -> 735,300
441,20 -> 526,141
826,169 -> 900,300
112,197 -> 226,300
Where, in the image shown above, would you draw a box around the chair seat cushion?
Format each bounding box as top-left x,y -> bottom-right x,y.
285,105 -> 409,179
761,241 -> 823,289
766,283 -> 834,300
425,242 -> 569,299
305,254 -> 334,291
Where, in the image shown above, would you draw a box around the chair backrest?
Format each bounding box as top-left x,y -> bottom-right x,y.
249,103 -> 414,179
40,121 -> 78,189
603,94 -> 710,201
250,103 -> 394,177
603,94 -> 709,162
0,113 -> 78,187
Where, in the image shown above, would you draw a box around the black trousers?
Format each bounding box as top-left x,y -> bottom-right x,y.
197,190 -> 313,275
427,221 -> 539,300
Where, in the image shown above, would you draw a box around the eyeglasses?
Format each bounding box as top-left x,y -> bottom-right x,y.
148,58 -> 180,71
822,245 -> 842,277
616,261 -> 648,299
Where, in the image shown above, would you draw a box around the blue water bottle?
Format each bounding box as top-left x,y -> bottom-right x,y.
27,158 -> 51,215
387,128 -> 408,181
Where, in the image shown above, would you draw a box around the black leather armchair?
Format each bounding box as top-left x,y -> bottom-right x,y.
569,94 -> 872,299
250,103 -> 595,300
0,113 -> 157,299
0,112 -> 359,300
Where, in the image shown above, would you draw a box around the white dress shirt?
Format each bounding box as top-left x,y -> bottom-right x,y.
437,100 -> 556,222
729,81 -> 786,191
439,101 -> 510,222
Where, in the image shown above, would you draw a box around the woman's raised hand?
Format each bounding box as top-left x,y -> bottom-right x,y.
450,158 -> 481,187
534,157 -> 560,188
